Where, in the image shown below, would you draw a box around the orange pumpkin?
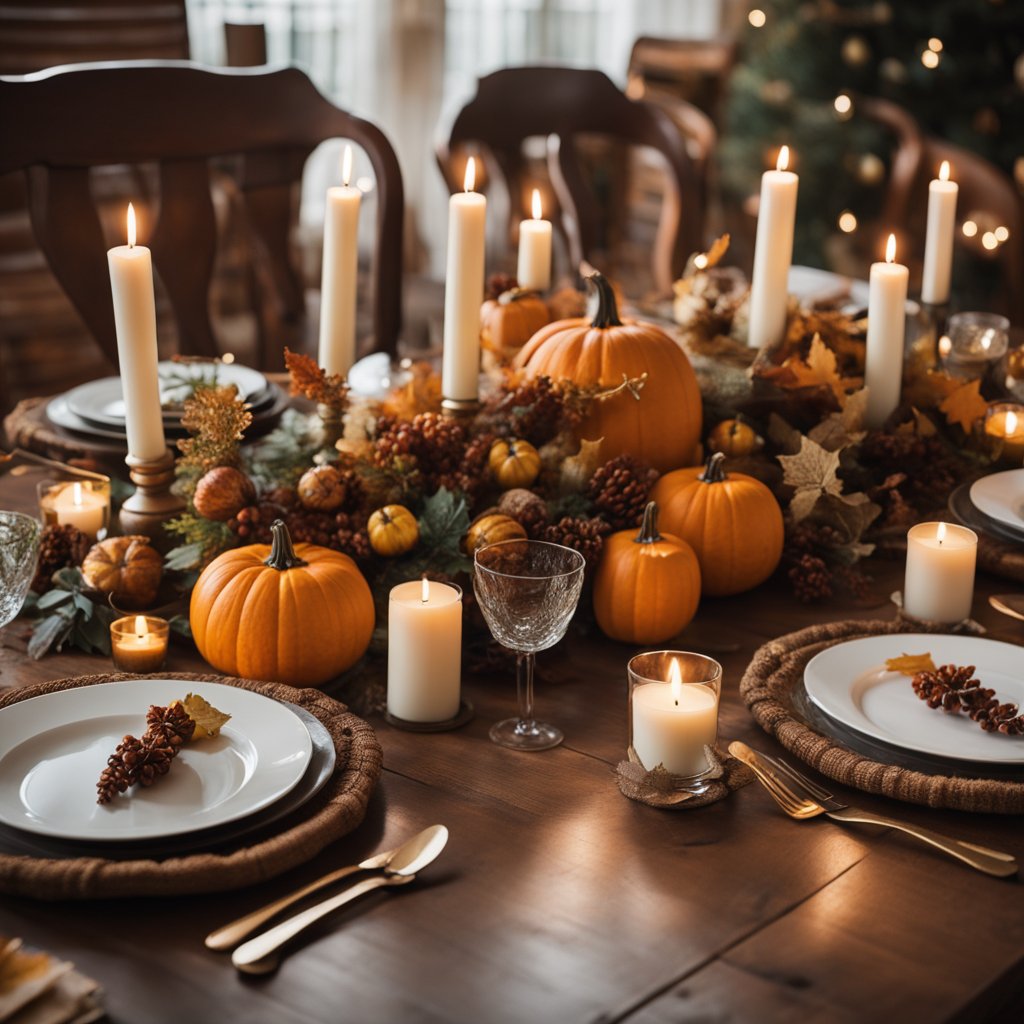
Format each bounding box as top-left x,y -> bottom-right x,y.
650,452 -> 784,596
514,272 -> 701,473
464,513 -> 527,554
480,289 -> 551,359
190,519 -> 374,687
707,419 -> 760,457
593,502 -> 701,644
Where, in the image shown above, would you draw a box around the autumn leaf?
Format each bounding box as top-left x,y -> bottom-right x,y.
758,334 -> 850,404
808,387 -> 868,450
939,378 -> 988,433
705,233 -> 730,268
560,437 -> 604,493
176,693 -> 231,740
284,347 -> 349,409
885,653 -> 937,676
777,436 -> 843,521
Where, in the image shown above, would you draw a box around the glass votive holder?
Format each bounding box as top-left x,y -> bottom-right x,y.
37,474 -> 111,541
110,614 -> 169,673
627,650 -> 723,794
943,312 -> 1009,380
984,402 -> 1024,466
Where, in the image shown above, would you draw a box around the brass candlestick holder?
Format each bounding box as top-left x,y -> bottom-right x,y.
317,402 -> 345,450
441,396 -> 481,420
118,449 -> 186,551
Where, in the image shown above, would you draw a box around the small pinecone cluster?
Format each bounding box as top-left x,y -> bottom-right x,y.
587,455 -> 657,530
96,703 -> 196,804
859,432 -> 960,512
31,523 -> 92,593
788,554 -> 833,603
911,664 -> 1024,735
498,376 -> 571,447
374,413 -> 467,492
541,516 -> 610,569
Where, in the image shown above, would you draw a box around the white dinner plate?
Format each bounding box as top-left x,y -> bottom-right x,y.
969,470 -> 1024,535
804,634 -> 1024,765
65,362 -> 267,425
0,680 -> 312,841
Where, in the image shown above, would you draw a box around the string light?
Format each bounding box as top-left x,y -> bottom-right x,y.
921,49 -> 940,69
995,226 -> 1010,242
982,231 -> 998,251
833,94 -> 853,120
748,9 -> 766,28
962,220 -> 978,238
838,211 -> 858,233
928,37 -> 943,52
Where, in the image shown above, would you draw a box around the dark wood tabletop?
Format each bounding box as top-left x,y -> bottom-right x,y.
0,468 -> 1022,1024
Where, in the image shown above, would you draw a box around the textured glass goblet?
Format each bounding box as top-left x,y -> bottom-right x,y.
473,539 -> 585,751
0,511 -> 41,629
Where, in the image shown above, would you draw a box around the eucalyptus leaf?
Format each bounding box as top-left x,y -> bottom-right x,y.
72,593 -> 94,619
36,589 -> 73,612
168,614 -> 193,640
28,613 -> 73,660
52,566 -> 86,592
164,542 -> 205,572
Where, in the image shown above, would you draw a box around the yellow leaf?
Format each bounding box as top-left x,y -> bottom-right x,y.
704,233 -> 730,268
885,653 -> 937,676
939,378 -> 988,433
176,693 -> 231,740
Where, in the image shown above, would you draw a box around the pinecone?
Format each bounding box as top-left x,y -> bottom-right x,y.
445,431 -> 494,503
497,488 -> 549,537
788,555 -> 833,603
500,376 -> 567,446
911,664 -> 1024,735
146,703 -> 197,748
31,523 -> 92,592
486,272 -> 519,301
541,516 -> 610,568
587,455 -> 657,530
96,733 -> 176,804
374,413 -> 467,491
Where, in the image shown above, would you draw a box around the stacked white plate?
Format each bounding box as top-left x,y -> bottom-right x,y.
0,680 -> 335,858
948,469 -> 1024,547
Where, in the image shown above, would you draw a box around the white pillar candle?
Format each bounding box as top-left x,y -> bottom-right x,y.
441,157 -> 487,402
318,145 -> 361,378
864,233 -> 909,429
904,521 -> 977,623
387,578 -> 463,723
747,145 -> 798,349
921,160 -> 958,306
630,662 -> 719,777
516,188 -> 552,292
107,203 -> 166,462
44,482 -> 108,539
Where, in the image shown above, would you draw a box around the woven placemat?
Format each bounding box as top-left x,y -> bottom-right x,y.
0,672 -> 382,901
740,618 -> 1024,815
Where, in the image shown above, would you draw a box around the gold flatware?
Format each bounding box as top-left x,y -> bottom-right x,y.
231,824 -> 449,974
729,742 -> 1017,878
205,824 -> 447,951
989,594 -> 1024,623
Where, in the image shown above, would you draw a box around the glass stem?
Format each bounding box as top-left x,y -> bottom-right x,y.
515,651 -> 536,734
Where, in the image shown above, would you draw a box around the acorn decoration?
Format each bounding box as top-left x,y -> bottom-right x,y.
193,466 -> 256,522
297,465 -> 347,512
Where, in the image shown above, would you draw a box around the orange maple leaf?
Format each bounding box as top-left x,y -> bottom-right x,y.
939,378 -> 988,432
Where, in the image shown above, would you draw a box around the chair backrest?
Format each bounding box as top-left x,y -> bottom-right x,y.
0,60 -> 403,367
436,66 -> 700,296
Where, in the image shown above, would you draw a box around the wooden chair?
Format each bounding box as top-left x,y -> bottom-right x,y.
0,60 -> 404,372
436,66 -> 701,297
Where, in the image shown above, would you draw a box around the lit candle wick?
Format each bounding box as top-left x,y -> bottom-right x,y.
127,202 -> 137,249
72,482 -> 84,508
421,576 -> 430,604
342,145 -> 353,188
531,188 -> 542,220
777,145 -> 790,172
134,614 -> 148,642
669,659 -> 682,707
885,232 -> 896,264
937,522 -> 947,547
463,157 -> 476,193
939,160 -> 950,182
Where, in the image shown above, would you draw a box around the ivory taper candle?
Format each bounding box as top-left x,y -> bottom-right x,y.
864,233 -> 909,429
107,203 -> 166,461
903,521 -> 977,623
517,188 -> 552,292
921,160 -> 958,306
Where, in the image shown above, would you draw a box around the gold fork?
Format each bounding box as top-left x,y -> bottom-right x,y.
729,741 -> 1018,878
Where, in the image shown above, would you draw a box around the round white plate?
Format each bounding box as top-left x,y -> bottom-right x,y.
0,680 -> 312,841
65,362 -> 267,425
969,470 -> 1024,535
804,633 -> 1024,764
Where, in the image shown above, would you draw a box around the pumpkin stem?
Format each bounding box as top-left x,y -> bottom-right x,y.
699,451 -> 728,483
265,519 -> 308,570
634,501 -> 662,544
587,272 -> 623,329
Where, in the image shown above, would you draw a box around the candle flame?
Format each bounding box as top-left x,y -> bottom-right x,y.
464,157 -> 476,193
693,253 -> 709,270
937,521 -> 947,545
134,615 -> 148,637
981,330 -> 994,352
127,203 -> 136,248
531,188 -> 542,220
342,145 -> 353,187
1007,410 -> 1019,435
421,576 -> 430,603
885,233 -> 896,264
72,482 -> 83,507
668,659 -> 682,706
939,160 -> 950,182
938,335 -> 952,358
777,145 -> 790,172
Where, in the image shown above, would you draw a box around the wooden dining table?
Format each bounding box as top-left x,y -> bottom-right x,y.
0,466 -> 1021,1024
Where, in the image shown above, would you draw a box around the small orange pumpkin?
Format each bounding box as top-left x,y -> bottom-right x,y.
82,535 -> 162,608
514,272 -> 702,473
593,502 -> 701,644
650,452 -> 784,596
465,513 -> 528,554
488,438 -> 541,489
367,504 -> 419,557
480,288 -> 551,359
190,519 -> 374,686
707,419 -> 760,458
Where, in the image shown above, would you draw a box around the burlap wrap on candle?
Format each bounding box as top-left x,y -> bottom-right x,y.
740,618 -> 1024,814
616,744 -> 754,809
0,672 -> 382,900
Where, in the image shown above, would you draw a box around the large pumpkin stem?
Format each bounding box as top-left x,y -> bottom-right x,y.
265,519 -> 307,570
587,272 -> 623,329
699,451 -> 728,483
634,501 -> 662,544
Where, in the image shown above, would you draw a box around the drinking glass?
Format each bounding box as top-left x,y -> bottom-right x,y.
473,539 -> 586,751
0,511 -> 41,630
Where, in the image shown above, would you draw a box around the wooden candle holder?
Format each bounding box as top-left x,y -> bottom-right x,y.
118,448 -> 186,551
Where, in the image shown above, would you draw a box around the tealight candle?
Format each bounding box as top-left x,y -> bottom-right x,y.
984,403 -> 1024,465
38,479 -> 110,540
904,522 -> 977,623
628,651 -> 722,789
387,578 -> 463,723
111,614 -> 170,672
517,188 -> 552,292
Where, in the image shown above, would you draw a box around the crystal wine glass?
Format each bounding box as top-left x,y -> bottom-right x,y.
473,539 -> 586,751
0,511 -> 41,631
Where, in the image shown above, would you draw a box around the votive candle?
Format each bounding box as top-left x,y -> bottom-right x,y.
111,614 -> 169,672
903,522 -> 977,623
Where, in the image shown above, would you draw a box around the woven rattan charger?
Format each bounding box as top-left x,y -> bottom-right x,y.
741,617 -> 1024,815
0,672 -> 382,901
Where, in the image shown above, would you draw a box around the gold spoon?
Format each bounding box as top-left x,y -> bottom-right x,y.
989,594 -> 1024,623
